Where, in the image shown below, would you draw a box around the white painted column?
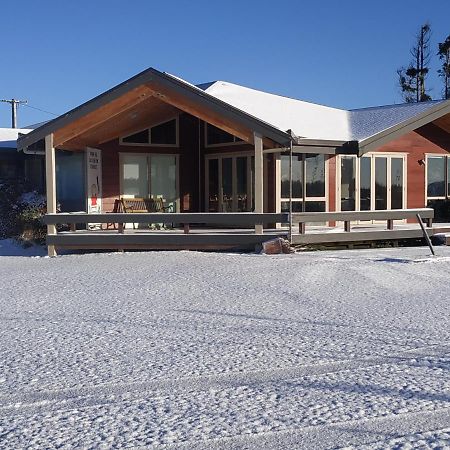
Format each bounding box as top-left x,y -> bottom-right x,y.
45,134 -> 57,257
254,132 -> 263,234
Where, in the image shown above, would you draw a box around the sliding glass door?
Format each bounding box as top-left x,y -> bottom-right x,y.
205,154 -> 254,212
338,154 -> 405,213
121,153 -> 179,212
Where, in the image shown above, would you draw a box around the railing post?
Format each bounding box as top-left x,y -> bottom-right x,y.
298,222 -> 306,234
45,133 -> 57,257
254,132 -> 263,234
344,220 -> 351,232
387,219 -> 394,230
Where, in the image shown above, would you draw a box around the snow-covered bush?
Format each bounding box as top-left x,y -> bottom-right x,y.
0,178 -> 47,244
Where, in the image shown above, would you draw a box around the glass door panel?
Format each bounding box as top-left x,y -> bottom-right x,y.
281,155 -> 303,199
375,157 -> 387,210
122,154 -> 148,198
390,158 -> 403,209
150,155 -> 177,212
340,156 -> 356,211
208,159 -> 219,212
236,156 -> 248,211
305,154 -> 325,197
221,157 -> 233,212
360,157 -> 371,210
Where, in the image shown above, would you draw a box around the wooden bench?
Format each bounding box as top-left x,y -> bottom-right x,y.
121,197 -> 170,229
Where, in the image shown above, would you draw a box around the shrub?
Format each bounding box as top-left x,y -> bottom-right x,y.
0,178 -> 48,244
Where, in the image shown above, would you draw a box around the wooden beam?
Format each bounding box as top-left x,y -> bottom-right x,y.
45,134 -> 57,257
53,85 -> 153,146
254,132 -> 264,234
147,82 -> 255,143
61,103 -> 179,148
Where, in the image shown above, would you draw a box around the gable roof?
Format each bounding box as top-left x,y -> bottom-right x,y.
16,67 -> 450,154
349,100 -> 445,141
200,81 -> 450,149
17,68 -> 292,151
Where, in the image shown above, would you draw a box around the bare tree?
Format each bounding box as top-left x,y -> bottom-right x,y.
398,23 -> 432,102
438,35 -> 450,99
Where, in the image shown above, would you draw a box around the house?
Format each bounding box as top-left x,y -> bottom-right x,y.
0,127 -> 39,187
16,67 -> 450,253
0,126 -> 87,212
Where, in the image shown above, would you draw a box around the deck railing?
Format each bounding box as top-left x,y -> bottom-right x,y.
42,208 -> 435,251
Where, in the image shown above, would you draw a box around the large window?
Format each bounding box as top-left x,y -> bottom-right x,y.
120,118 -> 178,147
280,153 -> 327,213
205,123 -> 244,147
120,153 -> 179,211
338,154 -> 406,212
426,155 -> 449,199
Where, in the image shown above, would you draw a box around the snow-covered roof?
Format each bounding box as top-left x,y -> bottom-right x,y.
0,128 -> 32,149
349,101 -> 445,141
200,81 -> 350,141
199,81 -> 448,143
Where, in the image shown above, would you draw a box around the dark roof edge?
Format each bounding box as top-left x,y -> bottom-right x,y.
18,68 -> 292,150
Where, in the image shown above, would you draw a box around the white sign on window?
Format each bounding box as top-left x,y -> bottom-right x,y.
86,148 -> 102,228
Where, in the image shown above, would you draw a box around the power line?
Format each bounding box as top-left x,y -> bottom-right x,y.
23,103 -> 59,117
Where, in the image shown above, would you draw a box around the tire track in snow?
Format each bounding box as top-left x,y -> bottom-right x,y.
155,408 -> 450,450
1,342 -> 448,415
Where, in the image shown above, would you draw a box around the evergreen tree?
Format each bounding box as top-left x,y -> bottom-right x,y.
397,23 -> 432,102
437,35 -> 450,99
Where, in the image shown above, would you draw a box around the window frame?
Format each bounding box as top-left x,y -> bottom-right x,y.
118,152 -> 180,212
205,151 -> 254,212
276,152 -> 329,214
119,116 -> 179,148
204,123 -> 245,148
425,154 -> 450,201
336,152 -> 408,213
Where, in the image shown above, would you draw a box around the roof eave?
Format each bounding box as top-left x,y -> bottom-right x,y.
17,68 -> 292,151
358,99 -> 450,156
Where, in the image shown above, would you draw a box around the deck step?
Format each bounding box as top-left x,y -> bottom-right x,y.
47,232 -> 287,250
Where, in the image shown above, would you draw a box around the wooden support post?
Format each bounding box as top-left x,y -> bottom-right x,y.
387,219 -> 394,230
45,134 -> 57,257
427,217 -> 433,228
344,220 -> 351,232
298,222 -> 306,234
254,132 -> 263,234
118,223 -> 124,234
70,223 -> 76,232
183,223 -> 190,234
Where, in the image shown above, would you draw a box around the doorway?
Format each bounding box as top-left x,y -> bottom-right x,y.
120,153 -> 179,212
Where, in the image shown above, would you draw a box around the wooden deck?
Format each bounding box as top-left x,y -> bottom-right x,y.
42,209 -> 438,253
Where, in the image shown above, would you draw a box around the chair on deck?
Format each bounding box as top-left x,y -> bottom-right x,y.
105,199 -> 125,230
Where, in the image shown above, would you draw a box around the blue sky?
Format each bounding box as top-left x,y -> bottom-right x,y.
1,0 -> 449,128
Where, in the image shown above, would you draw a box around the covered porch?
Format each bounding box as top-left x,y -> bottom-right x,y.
17,68 -> 443,255
17,69 -> 297,255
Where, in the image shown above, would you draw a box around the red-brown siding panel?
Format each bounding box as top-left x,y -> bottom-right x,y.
372,130 -> 448,210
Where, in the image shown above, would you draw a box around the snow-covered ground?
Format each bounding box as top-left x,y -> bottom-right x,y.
0,247 -> 449,449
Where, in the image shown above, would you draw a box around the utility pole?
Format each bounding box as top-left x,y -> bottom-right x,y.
1,98 -> 28,128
